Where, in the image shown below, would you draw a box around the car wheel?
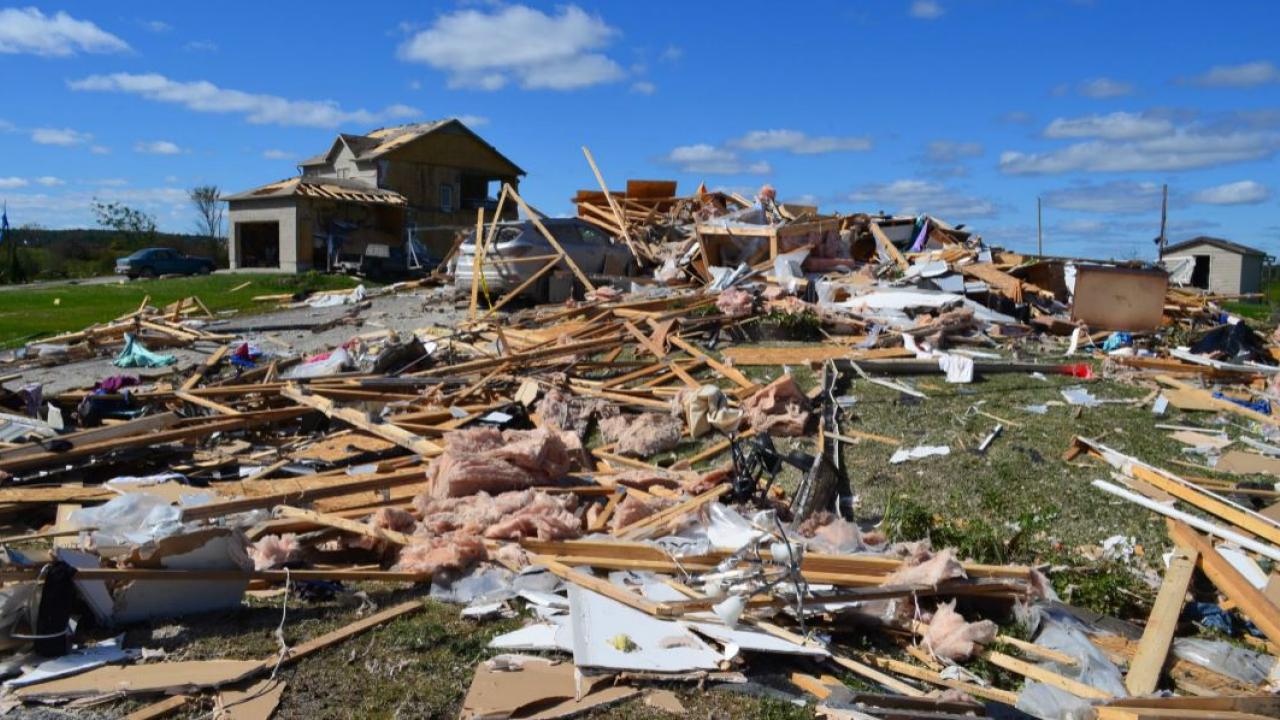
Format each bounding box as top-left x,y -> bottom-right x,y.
141,267 -> 157,279
532,274 -> 551,304
127,274 -> 138,281
199,266 -> 213,275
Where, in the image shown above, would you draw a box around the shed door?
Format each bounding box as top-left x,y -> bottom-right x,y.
1191,255 -> 1210,289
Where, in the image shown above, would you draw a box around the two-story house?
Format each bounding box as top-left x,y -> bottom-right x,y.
223,119 -> 523,273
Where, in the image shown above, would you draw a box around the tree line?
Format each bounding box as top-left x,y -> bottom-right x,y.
2,185 -> 225,283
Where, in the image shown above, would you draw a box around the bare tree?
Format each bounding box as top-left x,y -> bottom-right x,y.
188,185 -> 224,240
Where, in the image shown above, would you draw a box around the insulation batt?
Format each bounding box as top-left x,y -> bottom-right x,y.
599,413 -> 683,457
923,601 -> 996,662
397,536 -> 487,575
743,375 -> 811,437
716,288 -> 754,318
249,534 -> 301,570
609,494 -> 674,531
348,507 -> 420,551
429,427 -> 573,498
536,386 -> 618,439
884,547 -> 967,587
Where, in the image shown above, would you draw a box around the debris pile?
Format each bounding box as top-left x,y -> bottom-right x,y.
0,169 -> 1274,720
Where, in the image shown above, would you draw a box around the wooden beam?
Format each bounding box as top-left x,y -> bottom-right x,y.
275,505 -> 413,546
1125,546 -> 1198,695
180,345 -> 228,391
1169,521 -> 1280,646
582,146 -> 642,263
868,222 -> 909,271
282,384 -> 440,456
505,184 -> 595,292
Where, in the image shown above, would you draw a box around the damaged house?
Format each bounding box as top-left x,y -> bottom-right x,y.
224,118 -> 524,273
1161,236 -> 1271,296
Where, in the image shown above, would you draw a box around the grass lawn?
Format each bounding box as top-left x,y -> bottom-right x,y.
0,272 -> 364,346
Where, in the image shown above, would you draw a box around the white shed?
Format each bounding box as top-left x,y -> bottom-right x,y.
1162,236 -> 1271,295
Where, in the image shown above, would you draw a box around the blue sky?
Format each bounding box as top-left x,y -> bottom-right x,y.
0,0 -> 1277,260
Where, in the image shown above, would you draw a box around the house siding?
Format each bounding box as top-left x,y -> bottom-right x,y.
1240,253 -> 1264,294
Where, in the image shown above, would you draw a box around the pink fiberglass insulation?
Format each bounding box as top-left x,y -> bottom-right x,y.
585,286 -> 622,303
599,413 -> 683,457
412,489 -> 581,542
609,494 -> 673,531
884,547 -> 967,587
743,375 -> 811,437
371,507 -> 417,534
716,288 -> 754,318
249,533 -> 301,570
429,427 -> 573,498
923,601 -> 996,662
535,386 -> 618,439
396,535 -> 488,575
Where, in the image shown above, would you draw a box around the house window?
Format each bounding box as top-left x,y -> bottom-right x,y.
336,168 -> 349,179
440,184 -> 454,213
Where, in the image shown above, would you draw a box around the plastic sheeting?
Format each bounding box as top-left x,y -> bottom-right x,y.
112,333 -> 176,369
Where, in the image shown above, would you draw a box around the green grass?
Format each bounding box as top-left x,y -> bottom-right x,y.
1222,277 -> 1280,321
0,272 -> 364,346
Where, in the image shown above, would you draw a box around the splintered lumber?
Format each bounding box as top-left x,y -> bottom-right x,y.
853,653 -> 1017,705
721,345 -> 854,366
667,335 -> 755,389
536,557 -> 666,616
181,345 -> 229,391
179,467 -> 428,522
282,384 -> 441,456
0,567 -> 429,583
985,650 -> 1112,700
868,222 -> 909,270
1168,521 -> 1280,646
1096,708 -> 1274,720
0,408 -> 311,474
615,484 -> 731,539
124,600 -> 424,720
275,505 -> 413,546
174,390 -> 241,415
1103,697 -> 1280,717
582,146 -> 641,262
504,184 -> 595,292
1125,545 -> 1198,696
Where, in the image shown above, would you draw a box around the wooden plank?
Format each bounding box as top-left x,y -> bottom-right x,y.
1169,521 -> 1280,646
1125,546 -> 1198,695
868,222 -> 909,270
616,484 -> 731,539
668,336 -> 755,390
985,650 -> 1112,700
282,385 -> 440,456
582,146 -> 641,262
1156,375 -> 1280,428
275,505 -> 413,546
505,184 -> 595,292
721,345 -> 852,366
174,390 -> 242,415
483,255 -> 562,317
181,345 -> 228,391
179,467 -> 428,522
1124,463 -> 1280,547
535,557 -> 665,616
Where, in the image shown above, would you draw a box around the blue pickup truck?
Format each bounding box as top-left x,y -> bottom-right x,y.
115,248 -> 216,279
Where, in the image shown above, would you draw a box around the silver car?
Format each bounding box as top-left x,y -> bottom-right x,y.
452,218 -> 637,302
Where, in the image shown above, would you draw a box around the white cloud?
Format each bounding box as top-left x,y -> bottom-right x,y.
69,72 -> 419,128
398,5 -> 624,91
910,0 -> 945,19
664,144 -> 771,175
183,40 -> 218,53
34,176 -> 64,187
32,127 -> 91,146
135,140 -> 183,155
1001,129 -> 1280,174
1190,180 -> 1270,205
848,179 -> 997,218
630,81 -> 656,95
1185,60 -> 1280,88
925,140 -> 983,163
0,8 -> 129,57
143,20 -> 171,33
1044,112 -> 1173,140
453,114 -> 489,127
90,145 -> 111,155
730,129 -> 872,154
262,149 -> 293,160
0,177 -> 28,189
659,45 -> 683,62
1078,77 -> 1134,98
1041,181 -> 1165,214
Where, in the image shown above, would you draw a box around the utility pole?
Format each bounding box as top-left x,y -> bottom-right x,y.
1157,184 -> 1168,260
1036,196 -> 1043,257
